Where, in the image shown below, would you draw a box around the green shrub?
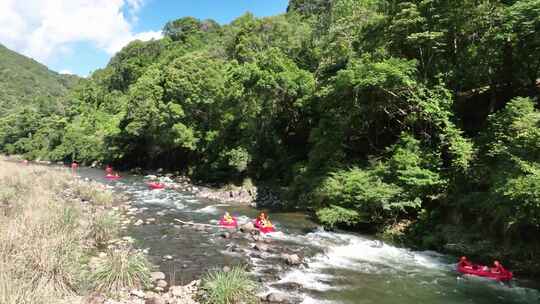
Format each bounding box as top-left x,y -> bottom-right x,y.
316,205 -> 361,228
314,167 -> 401,225
89,211 -> 120,246
90,248 -> 151,294
201,266 -> 258,304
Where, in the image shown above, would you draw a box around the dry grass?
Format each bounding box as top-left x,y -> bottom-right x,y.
90,248 -> 152,294
0,159 -> 150,303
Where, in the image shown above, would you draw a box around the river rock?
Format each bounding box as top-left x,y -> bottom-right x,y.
240,222 -> 257,233
163,255 -> 173,260
145,296 -> 165,304
85,292 -> 106,304
150,272 -> 166,281
131,289 -> 146,298
122,236 -> 135,243
281,253 -> 302,266
134,219 -> 144,226
265,292 -> 291,303
223,266 -> 231,272
156,280 -> 168,288
221,232 -> 231,239
253,242 -> 270,252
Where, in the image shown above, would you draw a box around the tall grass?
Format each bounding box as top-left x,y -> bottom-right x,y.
0,160 -> 151,302
90,211 -> 120,246
201,266 -> 258,304
90,248 -> 152,294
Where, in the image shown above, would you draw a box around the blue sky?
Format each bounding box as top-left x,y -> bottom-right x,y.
0,0 -> 289,77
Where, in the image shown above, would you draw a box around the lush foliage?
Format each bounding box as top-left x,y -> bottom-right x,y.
1,0 -> 540,268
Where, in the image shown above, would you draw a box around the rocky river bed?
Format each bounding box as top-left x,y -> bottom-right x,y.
75,167 -> 540,304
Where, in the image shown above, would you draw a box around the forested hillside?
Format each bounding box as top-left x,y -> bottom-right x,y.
0,44 -> 79,112
1,0 -> 539,271
0,43 -> 81,158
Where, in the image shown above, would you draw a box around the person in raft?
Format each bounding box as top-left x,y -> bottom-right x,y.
257,213 -> 273,228
256,213 -> 267,225
105,165 -> 113,174
458,256 -> 474,269
491,260 -> 508,274
223,211 -> 234,224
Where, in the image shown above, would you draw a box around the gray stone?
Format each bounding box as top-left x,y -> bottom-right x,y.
221,232 -> 231,239
281,253 -> 302,266
154,286 -> 164,292
145,296 -> 165,304
266,292 -> 291,303
131,289 -> 146,298
156,280 -> 168,288
240,222 -> 257,233
169,286 -> 188,298
253,242 -> 270,252
85,293 -> 106,304
222,266 -> 231,272
150,272 -> 166,281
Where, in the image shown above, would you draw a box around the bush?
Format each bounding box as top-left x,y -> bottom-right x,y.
201,266 -> 258,304
316,205 -> 361,228
314,167 -> 401,225
90,211 -> 120,246
90,248 -> 152,294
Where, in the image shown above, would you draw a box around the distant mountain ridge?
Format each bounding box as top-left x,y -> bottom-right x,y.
0,43 -> 80,113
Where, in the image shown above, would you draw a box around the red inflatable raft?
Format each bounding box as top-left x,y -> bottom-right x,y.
219,217 -> 238,228
105,174 -> 121,180
148,182 -> 165,190
457,264 -> 513,281
254,220 -> 275,234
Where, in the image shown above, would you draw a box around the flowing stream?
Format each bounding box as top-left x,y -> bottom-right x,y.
76,167 -> 540,304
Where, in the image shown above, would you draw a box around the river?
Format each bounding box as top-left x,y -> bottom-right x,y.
76,167 -> 540,304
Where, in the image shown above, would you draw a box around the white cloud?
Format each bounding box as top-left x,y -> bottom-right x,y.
0,0 -> 162,65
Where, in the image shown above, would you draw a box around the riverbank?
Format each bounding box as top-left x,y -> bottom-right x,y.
0,158 -> 260,304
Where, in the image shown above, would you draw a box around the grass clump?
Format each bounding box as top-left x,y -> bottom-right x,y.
201,266 -> 258,304
90,248 -> 152,294
90,211 -> 120,246
72,181 -> 114,206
